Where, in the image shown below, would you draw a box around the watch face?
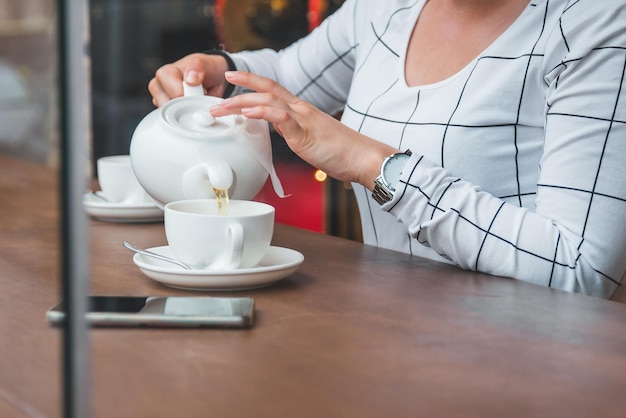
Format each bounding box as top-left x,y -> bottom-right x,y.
383,153 -> 411,192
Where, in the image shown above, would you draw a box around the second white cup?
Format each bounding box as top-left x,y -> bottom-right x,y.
164,199 -> 275,271
97,155 -> 150,204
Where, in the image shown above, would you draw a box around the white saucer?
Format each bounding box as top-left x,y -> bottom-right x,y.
133,245 -> 304,291
83,192 -> 163,223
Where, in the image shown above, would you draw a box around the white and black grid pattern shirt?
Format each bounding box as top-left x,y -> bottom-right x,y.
231,0 -> 626,298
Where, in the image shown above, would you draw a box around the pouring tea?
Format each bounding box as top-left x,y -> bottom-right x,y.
129,82 -> 284,207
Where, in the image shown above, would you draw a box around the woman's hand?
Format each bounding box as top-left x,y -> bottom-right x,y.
210,71 -> 398,187
148,53 -> 230,107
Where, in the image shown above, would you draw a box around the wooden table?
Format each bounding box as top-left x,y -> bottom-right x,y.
2,154 -> 626,418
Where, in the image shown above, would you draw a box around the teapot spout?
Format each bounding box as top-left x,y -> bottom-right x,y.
205,161 -> 234,190
182,161 -> 234,199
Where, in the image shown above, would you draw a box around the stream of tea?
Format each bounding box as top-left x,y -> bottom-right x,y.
214,187 -> 229,216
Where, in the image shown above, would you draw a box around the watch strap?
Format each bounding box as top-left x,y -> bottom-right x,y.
372,178 -> 394,205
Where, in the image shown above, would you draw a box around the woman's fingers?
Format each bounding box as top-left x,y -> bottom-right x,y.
149,65 -> 184,106
225,71 -> 298,102
211,93 -> 289,117
210,72 -> 301,126
149,53 -> 230,107
148,77 -> 170,107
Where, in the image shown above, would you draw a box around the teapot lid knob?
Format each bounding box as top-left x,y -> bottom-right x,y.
192,109 -> 216,127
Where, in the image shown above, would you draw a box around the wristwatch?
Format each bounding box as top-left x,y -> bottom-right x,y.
372,150 -> 412,205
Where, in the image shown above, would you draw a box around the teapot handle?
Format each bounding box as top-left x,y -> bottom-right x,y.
182,161 -> 234,199
183,81 -> 204,97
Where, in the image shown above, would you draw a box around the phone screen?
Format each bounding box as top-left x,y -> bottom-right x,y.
46,296 -> 254,328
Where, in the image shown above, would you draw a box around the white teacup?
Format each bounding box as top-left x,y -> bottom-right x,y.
164,199 -> 275,271
97,155 -> 150,204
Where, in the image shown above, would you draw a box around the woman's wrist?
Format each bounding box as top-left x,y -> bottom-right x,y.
356,140 -> 399,191
204,49 -> 237,97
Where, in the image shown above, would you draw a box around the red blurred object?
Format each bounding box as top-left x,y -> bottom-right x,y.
308,0 -> 324,31
254,161 -> 325,233
214,0 -> 227,45
215,0 -> 327,42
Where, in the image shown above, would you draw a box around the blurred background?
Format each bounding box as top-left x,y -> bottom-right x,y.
0,0 -> 360,240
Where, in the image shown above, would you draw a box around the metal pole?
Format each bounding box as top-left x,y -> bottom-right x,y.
57,0 -> 92,416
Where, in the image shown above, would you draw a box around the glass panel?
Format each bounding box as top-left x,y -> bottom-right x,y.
0,0 -> 57,165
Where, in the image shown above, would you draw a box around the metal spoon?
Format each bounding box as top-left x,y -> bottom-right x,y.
123,241 -> 192,270
87,189 -> 109,203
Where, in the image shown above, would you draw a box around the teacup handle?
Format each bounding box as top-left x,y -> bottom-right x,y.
209,223 -> 244,271
182,161 -> 234,199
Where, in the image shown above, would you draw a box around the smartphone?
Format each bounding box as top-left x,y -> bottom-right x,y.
46,296 -> 254,328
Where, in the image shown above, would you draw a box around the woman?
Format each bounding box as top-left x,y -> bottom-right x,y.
149,0 -> 626,298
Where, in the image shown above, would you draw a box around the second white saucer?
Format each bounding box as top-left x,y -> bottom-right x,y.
83,192 -> 163,223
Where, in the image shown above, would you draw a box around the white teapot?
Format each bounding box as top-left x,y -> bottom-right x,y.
130,83 -> 284,207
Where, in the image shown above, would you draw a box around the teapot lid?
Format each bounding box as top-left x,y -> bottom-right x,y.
160,96 -> 243,136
